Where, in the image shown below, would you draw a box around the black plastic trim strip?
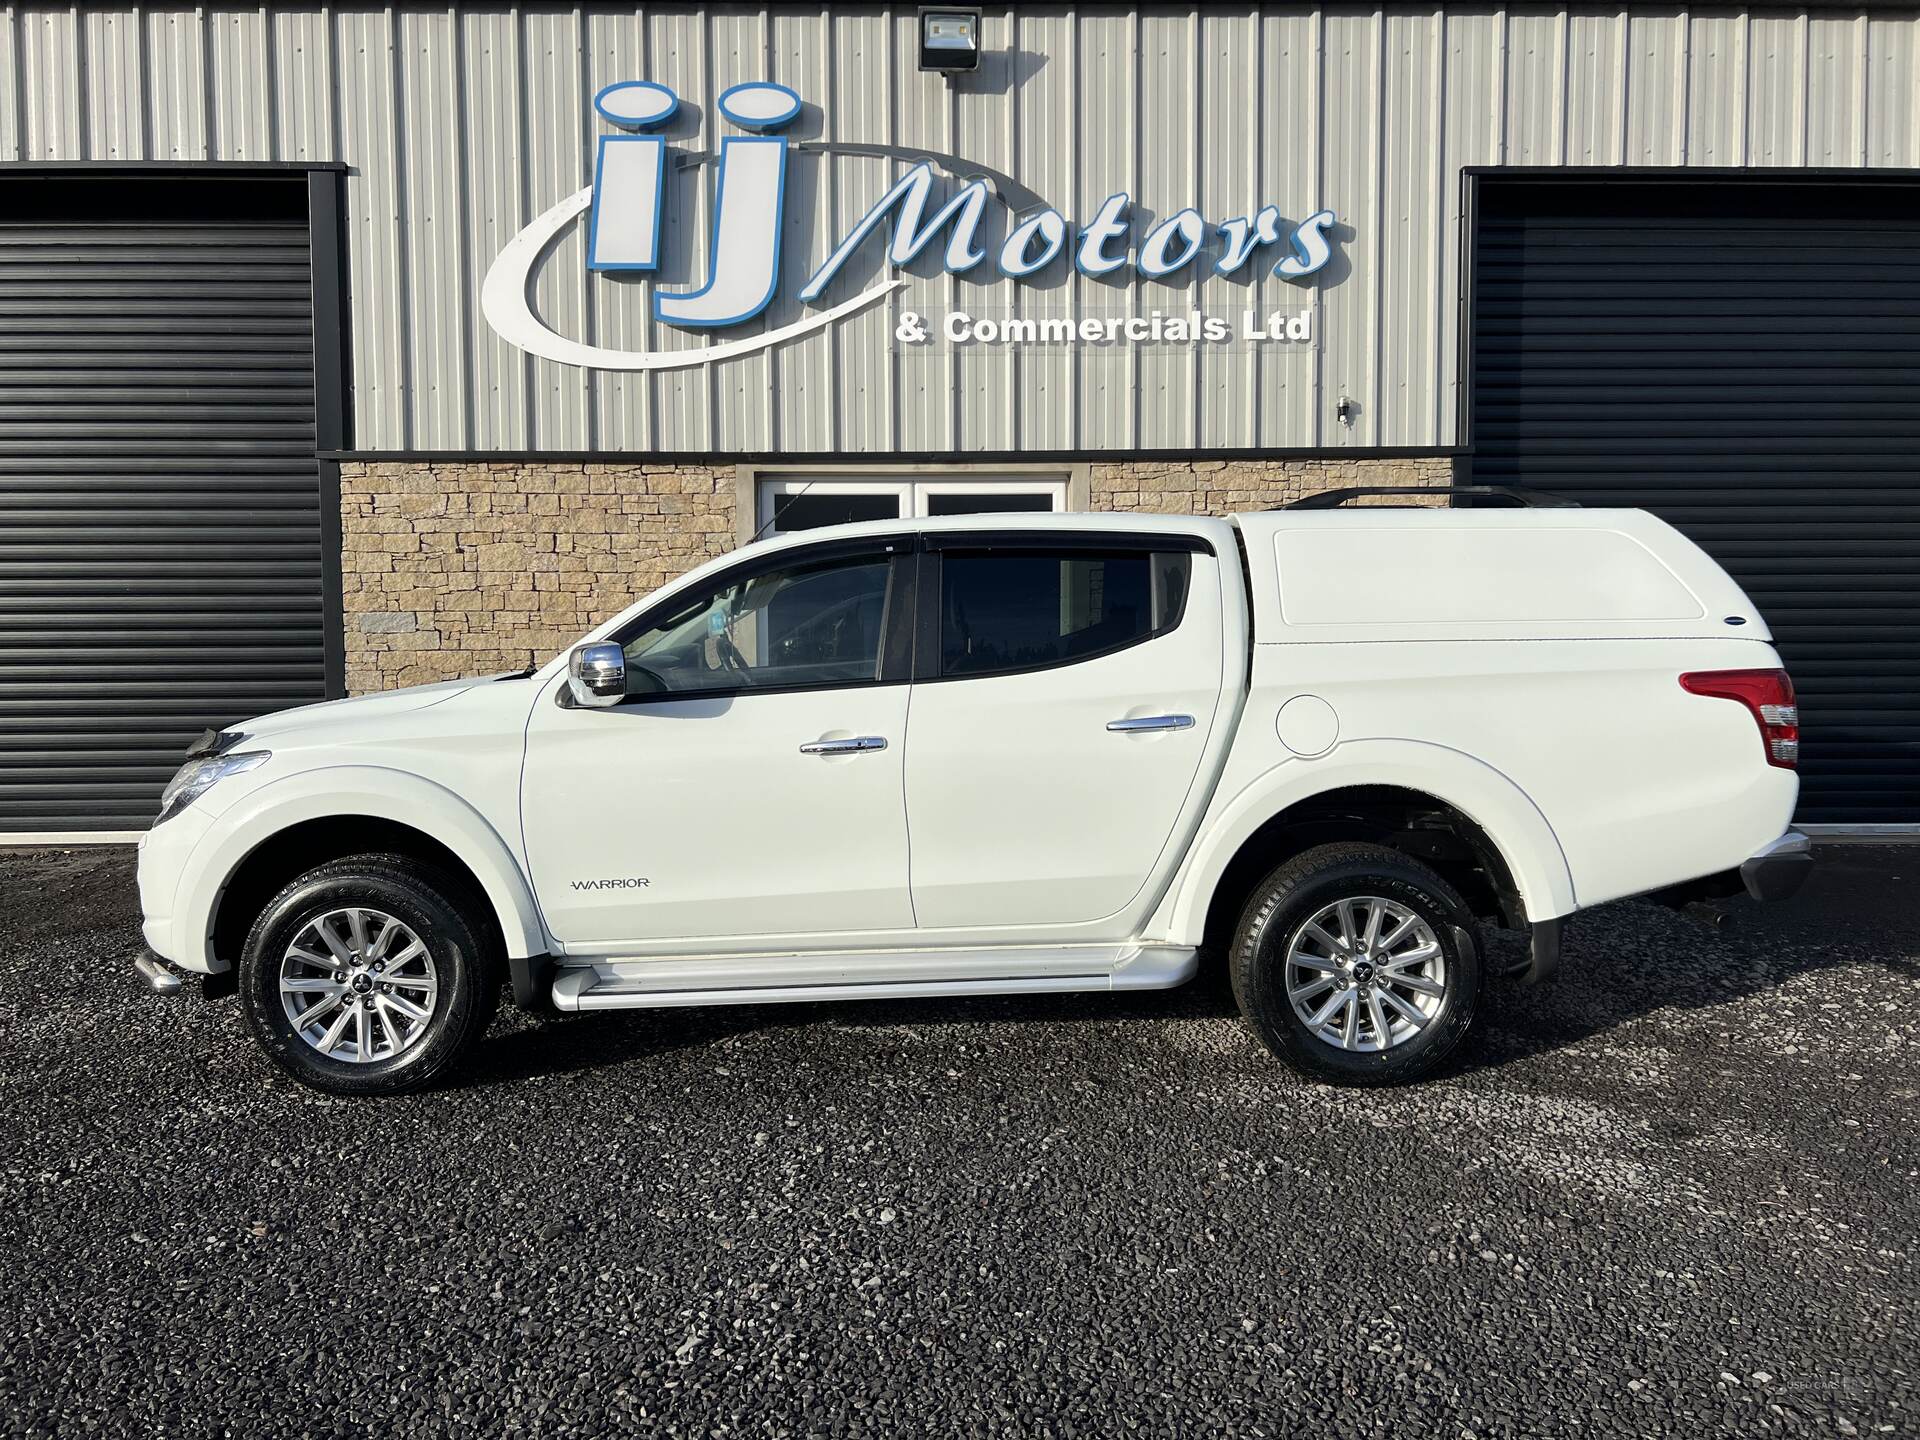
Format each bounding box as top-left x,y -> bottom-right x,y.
309,172 -> 350,700
0,160 -> 349,173
326,446 -> 1464,465
922,528 -> 1215,555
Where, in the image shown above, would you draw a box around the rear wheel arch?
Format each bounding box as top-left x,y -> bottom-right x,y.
1166,743 -> 1576,956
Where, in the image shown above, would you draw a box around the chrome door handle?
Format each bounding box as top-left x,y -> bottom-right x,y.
798,736 -> 888,755
1106,714 -> 1195,733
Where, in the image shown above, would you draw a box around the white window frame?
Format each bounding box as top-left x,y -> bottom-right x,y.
752,472 -> 1073,539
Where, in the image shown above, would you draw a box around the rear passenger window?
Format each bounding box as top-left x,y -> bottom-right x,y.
938,549 -> 1192,678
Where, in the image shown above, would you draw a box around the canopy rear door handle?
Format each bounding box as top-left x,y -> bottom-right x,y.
799,736 -> 888,755
1106,714 -> 1195,734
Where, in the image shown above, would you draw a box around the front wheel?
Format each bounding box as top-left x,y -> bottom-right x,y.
1230,842 -> 1482,1086
238,854 -> 499,1096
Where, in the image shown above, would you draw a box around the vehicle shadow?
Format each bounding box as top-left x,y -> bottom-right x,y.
1456,842 -> 1919,1076
454,845 -> 1917,1087
453,971 -> 1248,1089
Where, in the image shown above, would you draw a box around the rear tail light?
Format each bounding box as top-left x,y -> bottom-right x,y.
1679,668 -> 1799,769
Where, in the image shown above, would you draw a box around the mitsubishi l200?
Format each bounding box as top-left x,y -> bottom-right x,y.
135,488 -> 1811,1093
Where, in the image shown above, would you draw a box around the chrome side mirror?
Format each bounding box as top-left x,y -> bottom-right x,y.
567,642 -> 625,708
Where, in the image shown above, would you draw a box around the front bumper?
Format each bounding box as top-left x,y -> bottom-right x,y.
1739,829 -> 1814,903
135,806 -> 219,971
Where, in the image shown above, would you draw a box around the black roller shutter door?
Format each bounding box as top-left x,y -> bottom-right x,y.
0,173 -> 330,834
1468,176 -> 1920,826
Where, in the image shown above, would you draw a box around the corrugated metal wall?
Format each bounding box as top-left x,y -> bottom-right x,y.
4,4 -> 1917,455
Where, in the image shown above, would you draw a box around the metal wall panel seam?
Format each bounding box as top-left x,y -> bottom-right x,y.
1786,9 -> 1804,165
449,4 -> 477,452
1678,6 -> 1692,164
1127,5 -> 1140,453
1615,6 -> 1630,164
1067,4 -> 1080,453
1368,8 -> 1384,447
73,2 -> 92,160
1001,5 -> 1018,455
1186,8 -> 1201,451
4,7 -> 21,160
511,8 -> 535,449
1310,5 -> 1324,450
575,2 -> 593,452
1431,7 -> 1450,445
1738,11 -> 1752,164
1853,10 -> 1870,165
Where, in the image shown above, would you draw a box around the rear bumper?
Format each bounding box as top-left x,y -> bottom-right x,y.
1739,829 -> 1814,903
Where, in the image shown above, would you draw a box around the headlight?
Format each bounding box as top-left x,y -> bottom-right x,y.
155,750 -> 270,826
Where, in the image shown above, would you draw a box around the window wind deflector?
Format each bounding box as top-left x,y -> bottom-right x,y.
923,529 -> 1214,555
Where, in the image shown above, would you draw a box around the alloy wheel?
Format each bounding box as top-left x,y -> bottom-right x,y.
1283,895 -> 1447,1053
278,907 -> 439,1064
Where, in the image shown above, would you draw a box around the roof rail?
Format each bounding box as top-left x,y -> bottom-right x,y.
1283,485 -> 1581,510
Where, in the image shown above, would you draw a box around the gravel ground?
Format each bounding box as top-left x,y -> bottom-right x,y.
1,844 -> 1915,1438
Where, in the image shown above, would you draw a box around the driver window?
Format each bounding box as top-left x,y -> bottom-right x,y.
619,552 -> 893,697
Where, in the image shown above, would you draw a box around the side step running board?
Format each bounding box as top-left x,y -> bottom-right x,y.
550,943 -> 1199,1013
133,954 -> 183,995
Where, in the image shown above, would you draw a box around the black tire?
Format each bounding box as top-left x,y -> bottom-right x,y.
238,853 -> 500,1096
1229,842 -> 1481,1086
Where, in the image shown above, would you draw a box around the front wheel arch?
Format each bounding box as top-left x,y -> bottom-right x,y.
212,814 -> 505,978
181,766 -> 550,979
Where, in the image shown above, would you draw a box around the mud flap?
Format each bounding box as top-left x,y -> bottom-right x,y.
1523,916 -> 1562,985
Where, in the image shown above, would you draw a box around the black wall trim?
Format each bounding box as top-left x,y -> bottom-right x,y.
307,170 -> 351,453
327,446 -> 1465,465
307,170 -> 351,699
318,461 -> 347,701
708,0 -> 1920,11
0,160 -> 348,173
1464,164 -> 1920,183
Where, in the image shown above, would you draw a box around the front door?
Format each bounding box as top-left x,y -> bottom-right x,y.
903,533 -> 1227,933
521,537 -> 916,950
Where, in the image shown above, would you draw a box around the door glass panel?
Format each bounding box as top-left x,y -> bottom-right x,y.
939,549 -> 1191,678
622,554 -> 892,695
925,491 -> 1055,517
764,492 -> 902,532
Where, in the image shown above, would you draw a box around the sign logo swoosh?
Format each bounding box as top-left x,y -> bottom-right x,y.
481,184 -> 903,372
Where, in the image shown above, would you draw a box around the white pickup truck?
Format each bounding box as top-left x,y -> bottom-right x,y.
136,489 -> 1812,1094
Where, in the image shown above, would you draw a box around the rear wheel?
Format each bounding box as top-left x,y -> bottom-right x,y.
1230,842 -> 1481,1086
238,854 -> 499,1095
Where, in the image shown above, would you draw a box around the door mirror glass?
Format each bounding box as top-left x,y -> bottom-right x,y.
567,642 -> 626,707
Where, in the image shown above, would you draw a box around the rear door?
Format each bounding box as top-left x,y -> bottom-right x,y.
902,531 -> 1228,934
